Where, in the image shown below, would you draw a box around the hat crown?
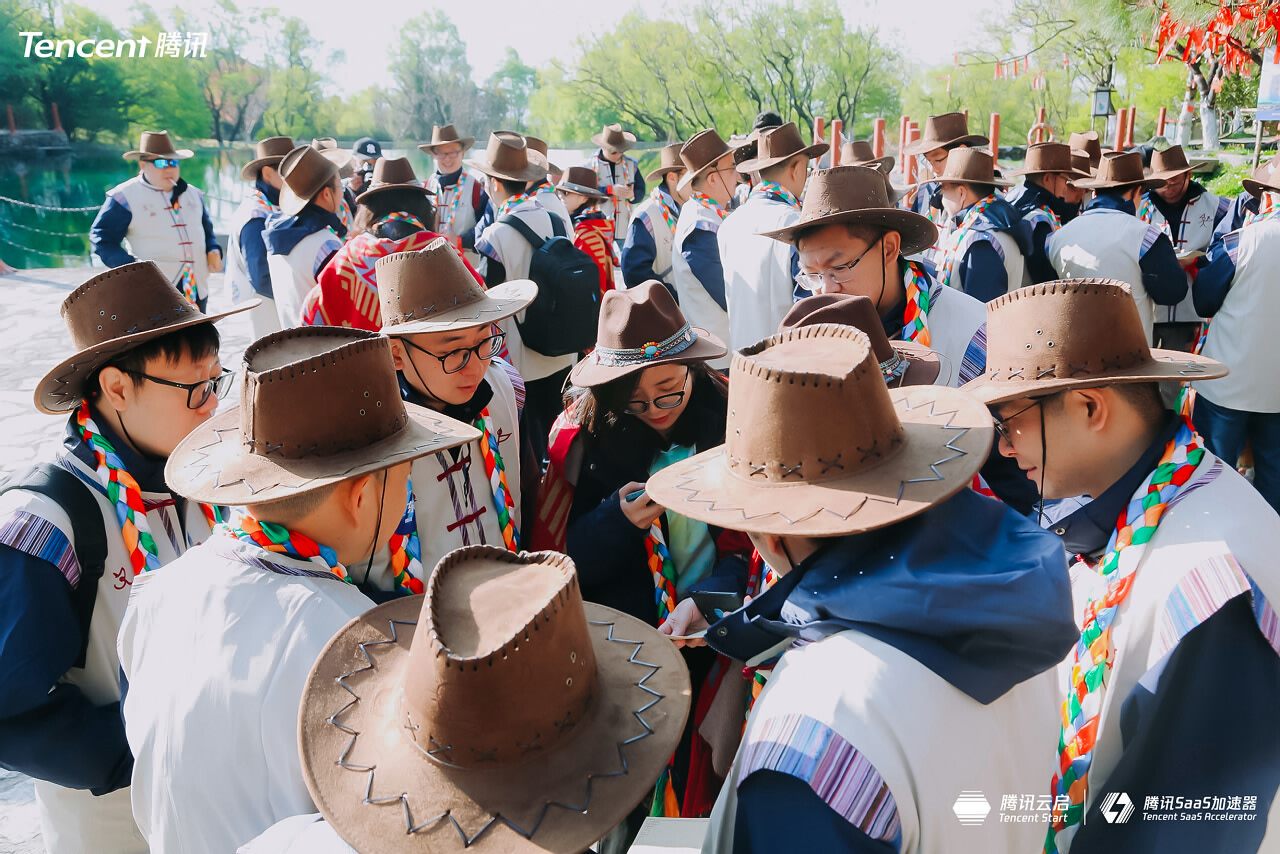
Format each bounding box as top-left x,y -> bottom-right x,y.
725,325 -> 906,485
779,294 -> 896,364
680,129 -> 732,174
594,280 -> 692,354
940,147 -> 996,183
135,130 -> 179,156
981,279 -> 1154,386
280,145 -> 338,199
922,112 -> 970,144
524,136 -> 548,156
843,140 -> 876,162
368,156 -> 418,188
560,165 -> 599,190
431,124 -> 463,145
798,165 -> 893,219
253,136 -> 295,160
376,238 -> 489,329
756,122 -> 808,161
1152,145 -> 1190,173
60,261 -> 204,354
1069,131 -> 1103,163
1095,150 -> 1145,185
658,143 -> 684,170
402,548 -> 598,770
237,328 -> 413,461
1023,142 -> 1073,172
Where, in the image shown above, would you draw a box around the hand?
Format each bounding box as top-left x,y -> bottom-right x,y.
659,598 -> 709,647
207,250 -> 223,273
618,481 -> 665,529
616,184 -> 634,203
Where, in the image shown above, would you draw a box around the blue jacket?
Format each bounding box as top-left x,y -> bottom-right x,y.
90,177 -> 221,268
1214,190 -> 1259,240
948,196 -> 1034,303
240,179 -> 280,298
262,205 -> 347,258
1005,181 -> 1076,284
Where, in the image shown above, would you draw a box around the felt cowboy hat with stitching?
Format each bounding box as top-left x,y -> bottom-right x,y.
523,136 -> 560,174
936,147 -> 1013,188
570,280 -> 726,388
735,122 -> 828,173
1007,142 -> 1090,178
645,143 -> 685,183
122,130 -> 193,161
1243,153 -> 1280,198
592,123 -> 637,152
279,145 -> 341,217
644,324 -> 992,537
240,136 -> 295,181
677,129 -> 741,191
35,262 -> 258,415
298,545 -> 691,854
355,157 -> 434,204
1068,131 -> 1102,169
960,279 -> 1228,406
377,238 -> 537,336
1147,144 -> 1196,181
311,138 -> 355,179
465,132 -> 547,184
759,165 -> 938,256
555,166 -> 607,200
840,140 -> 894,174
165,327 -> 480,506
1072,150 -> 1164,191
902,112 -> 989,156
780,294 -> 941,387
418,124 -> 477,155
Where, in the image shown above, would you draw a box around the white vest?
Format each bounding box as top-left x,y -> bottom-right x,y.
718,194 -> 800,352
1060,457 -> 1280,849
590,152 -> 639,237
948,229 -> 1026,298
1142,190 -> 1223,323
266,224 -> 343,330
0,451 -> 212,854
703,630 -> 1061,854
1047,209 -> 1157,344
672,199 -> 731,370
1196,217 -> 1280,412
110,175 -> 211,299
629,191 -> 677,285
428,168 -> 486,269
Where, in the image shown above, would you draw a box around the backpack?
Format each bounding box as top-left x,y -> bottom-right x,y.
0,464 -> 107,668
497,213 -> 601,357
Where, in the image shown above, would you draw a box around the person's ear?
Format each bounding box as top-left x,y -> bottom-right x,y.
97,366 -> 132,412
336,473 -> 374,526
388,338 -> 408,372
1074,387 -> 1109,430
882,229 -> 902,261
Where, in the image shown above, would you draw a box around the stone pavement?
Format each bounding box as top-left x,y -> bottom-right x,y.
0,265 -> 254,854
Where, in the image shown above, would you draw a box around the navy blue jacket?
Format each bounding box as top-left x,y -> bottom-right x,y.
90,177 -> 220,268
1006,181 -> 1076,284
621,186 -> 677,289
262,205 -> 346,262
680,226 -> 727,310
239,179 -> 280,298
948,196 -> 1033,303
1214,190 -> 1259,240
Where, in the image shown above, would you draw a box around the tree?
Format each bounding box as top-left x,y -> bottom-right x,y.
121,4 -> 210,140
487,48 -> 537,131
388,11 -> 496,142
258,13 -> 334,140
173,0 -> 269,144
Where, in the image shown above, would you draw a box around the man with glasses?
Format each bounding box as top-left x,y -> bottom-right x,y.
419,124 -> 488,267
0,262 -> 253,854
91,131 -> 223,311
376,239 -> 529,570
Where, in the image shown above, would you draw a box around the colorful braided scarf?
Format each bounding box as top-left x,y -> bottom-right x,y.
691,191 -> 729,222
435,176 -> 468,235
936,194 -> 999,289
497,191 -> 535,218
374,211 -> 426,232
1244,193 -> 1280,227
218,513 -> 348,582
649,187 -> 679,232
75,401 -> 162,575
1136,194 -> 1157,225
647,522 -> 678,622
751,180 -> 801,209
1045,422 -> 1206,853
475,407 -> 520,552
902,260 -> 933,347
387,480 -> 425,595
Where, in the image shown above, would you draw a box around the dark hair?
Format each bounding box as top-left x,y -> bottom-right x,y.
1110,381 -> 1167,422
753,110 -> 783,131
759,153 -> 805,182
92,322 -> 221,394
567,362 -> 727,437
351,188 -> 435,239
793,221 -> 889,251
1096,185 -> 1140,199
497,177 -> 527,196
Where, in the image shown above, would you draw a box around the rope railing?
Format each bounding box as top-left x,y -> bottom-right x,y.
0,234 -> 90,259
0,195 -> 100,214
0,217 -> 91,239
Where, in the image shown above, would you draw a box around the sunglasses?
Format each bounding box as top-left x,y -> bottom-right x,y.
145,158 -> 182,169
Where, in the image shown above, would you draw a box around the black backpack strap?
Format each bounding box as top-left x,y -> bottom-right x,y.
1,464 -> 108,668
548,211 -> 567,238
498,214 -> 548,250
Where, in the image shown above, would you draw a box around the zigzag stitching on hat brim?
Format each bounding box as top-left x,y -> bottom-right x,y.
326,618 -> 665,845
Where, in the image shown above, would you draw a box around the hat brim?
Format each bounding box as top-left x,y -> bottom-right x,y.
1071,176 -> 1165,191
570,327 -> 727,388
644,384 -> 992,536
892,340 -> 942,387
418,137 -> 477,154
1006,164 -> 1092,178
164,399 -> 480,506
760,207 -> 939,257
677,147 -> 742,192
380,279 -> 539,336
938,174 -> 1015,189
34,299 -> 262,415
355,182 -> 435,204
1242,178 -> 1279,198
901,134 -> 989,157
299,598 -> 690,854
278,182 -> 314,217
123,149 -> 194,161
1149,165 -> 1194,181
592,132 -> 638,151
464,157 -> 546,184
645,165 -> 682,183
735,142 -> 830,174
960,349 -> 1229,406
848,156 -> 895,174
240,156 -> 286,181
556,181 -> 607,200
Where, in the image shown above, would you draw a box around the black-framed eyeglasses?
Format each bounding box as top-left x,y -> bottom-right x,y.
795,235 -> 882,291
623,368 -> 691,415
122,368 -> 234,410
991,394 -> 1056,444
402,332 -> 505,374
144,158 -> 182,169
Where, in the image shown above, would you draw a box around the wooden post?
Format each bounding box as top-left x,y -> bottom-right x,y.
1113,107 -> 1128,151
1157,106 -> 1168,137
1035,107 -> 1047,143
898,116 -> 910,174
814,117 -> 825,148
1126,107 -> 1137,147
906,122 -> 920,184
872,118 -> 886,158
989,113 -> 1001,167
6,105 -> 14,135
51,102 -> 63,133
831,119 -> 844,166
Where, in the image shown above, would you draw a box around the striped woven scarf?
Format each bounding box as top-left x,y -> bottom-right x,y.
218,513 -> 347,581
475,407 -> 519,552
902,261 -> 933,347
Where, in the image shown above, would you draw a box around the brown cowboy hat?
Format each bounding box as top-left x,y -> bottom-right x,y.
417,124 -> 476,155
165,328 -> 479,506
35,262 -> 258,415
677,129 -> 740,191
355,157 -> 434,204
298,546 -> 690,854
1072,150 -> 1164,191
645,143 -> 686,183
779,294 -> 941,386
840,140 -> 894,174
936,147 -> 1013,188
1068,131 -> 1102,169
961,279 -> 1227,406
555,165 -> 607,200
760,165 -> 937,255
122,130 -> 193,161
1147,144 -> 1195,181
310,138 -> 355,179
279,145 -> 341,216
644,324 -> 991,536
1007,142 -> 1090,178
735,122 -> 828,173
240,136 -> 295,180
465,132 -> 547,184
1243,153 -> 1280,198
523,136 -> 561,174
378,238 -> 537,336
570,280 -> 726,388
902,112 -> 989,156
592,122 -> 637,152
